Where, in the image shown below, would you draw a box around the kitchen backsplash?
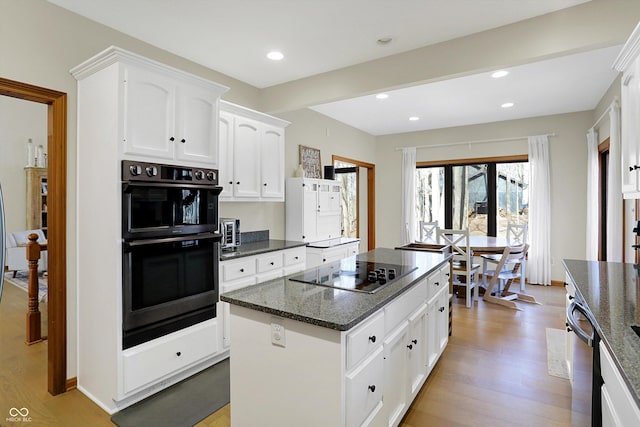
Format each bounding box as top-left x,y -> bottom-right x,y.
240,230 -> 269,243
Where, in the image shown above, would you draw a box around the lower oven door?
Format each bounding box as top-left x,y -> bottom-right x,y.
122,233 -> 220,347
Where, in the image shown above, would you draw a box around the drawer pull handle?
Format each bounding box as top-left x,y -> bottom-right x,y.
176,351 -> 182,357
412,339 -> 418,345
368,335 -> 376,343
439,306 -> 445,312
630,165 -> 640,171
407,344 -> 413,350
368,385 -> 376,393
240,268 -> 244,273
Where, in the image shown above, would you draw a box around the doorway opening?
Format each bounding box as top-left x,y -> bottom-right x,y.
0,77 -> 68,395
332,155 -> 375,251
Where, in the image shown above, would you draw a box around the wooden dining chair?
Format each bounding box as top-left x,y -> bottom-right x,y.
482,244 -> 539,310
482,222 -> 528,291
418,220 -> 438,242
436,227 -> 480,308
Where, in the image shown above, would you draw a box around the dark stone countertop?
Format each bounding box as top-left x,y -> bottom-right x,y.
563,259 -> 640,406
220,248 -> 451,331
220,239 -> 306,261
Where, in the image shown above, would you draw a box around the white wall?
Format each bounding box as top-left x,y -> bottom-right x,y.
0,97 -> 47,233
376,111 -> 593,282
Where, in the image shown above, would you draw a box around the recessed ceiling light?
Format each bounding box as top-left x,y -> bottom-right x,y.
377,36 -> 393,46
492,70 -> 509,78
376,93 -> 389,99
501,102 -> 515,108
267,51 -> 284,61
409,116 -> 420,121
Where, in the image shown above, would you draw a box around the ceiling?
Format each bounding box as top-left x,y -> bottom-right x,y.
48,0 -> 620,135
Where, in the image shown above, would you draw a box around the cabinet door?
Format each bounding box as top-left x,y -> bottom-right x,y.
122,65 -> 176,159
260,126 -> 285,199
407,304 -> 428,400
434,288 -> 449,355
383,321 -> 409,427
233,117 -> 261,198
218,112 -> 234,200
318,182 -> 341,214
303,180 -> 318,242
621,60 -> 640,195
175,84 -> 219,166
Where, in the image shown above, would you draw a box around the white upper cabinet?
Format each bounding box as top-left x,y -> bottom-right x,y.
219,101 -> 290,202
120,59 -> 226,167
614,22 -> 640,199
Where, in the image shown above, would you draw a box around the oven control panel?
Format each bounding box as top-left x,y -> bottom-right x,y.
122,160 -> 218,185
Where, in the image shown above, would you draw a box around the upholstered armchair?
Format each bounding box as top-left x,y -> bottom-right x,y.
5,229 -> 47,276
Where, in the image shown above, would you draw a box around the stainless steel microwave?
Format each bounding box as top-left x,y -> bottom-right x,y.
219,218 -> 241,249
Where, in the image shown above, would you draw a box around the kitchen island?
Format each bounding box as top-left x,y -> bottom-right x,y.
563,259 -> 640,425
221,248 -> 451,427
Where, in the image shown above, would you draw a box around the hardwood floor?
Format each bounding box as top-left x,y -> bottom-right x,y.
0,281 -> 590,426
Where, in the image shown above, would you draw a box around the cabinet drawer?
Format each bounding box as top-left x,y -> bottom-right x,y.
222,257 -> 257,282
283,247 -> 306,266
346,311 -> 384,369
385,279 -> 427,334
257,252 -> 284,273
122,320 -> 218,394
346,346 -> 384,427
599,342 -> 640,424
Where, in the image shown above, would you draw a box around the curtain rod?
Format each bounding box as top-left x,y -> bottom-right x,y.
589,97 -> 619,130
394,132 -> 556,151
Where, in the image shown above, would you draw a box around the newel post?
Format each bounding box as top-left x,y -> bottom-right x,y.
25,233 -> 44,344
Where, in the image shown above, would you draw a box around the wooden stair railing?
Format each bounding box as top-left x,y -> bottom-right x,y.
26,232 -> 47,345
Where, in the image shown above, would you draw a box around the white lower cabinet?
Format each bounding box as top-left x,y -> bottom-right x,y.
600,341 -> 640,426
220,246 -> 306,349
122,319 -> 218,394
228,261 -> 451,427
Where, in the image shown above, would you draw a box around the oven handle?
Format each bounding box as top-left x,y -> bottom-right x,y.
123,233 -> 223,248
566,300 -> 596,347
122,181 -> 223,193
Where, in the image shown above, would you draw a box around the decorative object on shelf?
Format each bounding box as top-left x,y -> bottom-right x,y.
294,163 -> 305,178
36,144 -> 45,168
26,138 -> 35,167
299,145 -> 321,179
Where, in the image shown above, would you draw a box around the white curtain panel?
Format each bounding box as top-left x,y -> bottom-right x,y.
585,128 -> 599,261
607,103 -> 623,262
401,147 -> 417,244
528,135 -> 552,285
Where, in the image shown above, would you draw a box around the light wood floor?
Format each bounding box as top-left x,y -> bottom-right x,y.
0,281 -> 590,427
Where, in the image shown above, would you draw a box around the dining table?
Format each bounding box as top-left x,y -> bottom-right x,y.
398,235 -> 537,310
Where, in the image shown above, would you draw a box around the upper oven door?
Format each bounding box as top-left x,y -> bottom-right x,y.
123,182 -> 222,239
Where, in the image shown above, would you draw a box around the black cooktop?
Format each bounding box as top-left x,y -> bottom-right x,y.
288,259 -> 417,294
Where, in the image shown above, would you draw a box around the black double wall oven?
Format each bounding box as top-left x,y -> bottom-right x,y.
121,160 -> 222,349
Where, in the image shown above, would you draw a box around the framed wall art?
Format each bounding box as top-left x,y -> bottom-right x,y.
299,145 -> 322,178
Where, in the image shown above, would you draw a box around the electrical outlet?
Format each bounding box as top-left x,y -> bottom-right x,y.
271,318 -> 286,347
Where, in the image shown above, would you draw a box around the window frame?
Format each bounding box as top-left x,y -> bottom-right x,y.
417,154 -> 528,237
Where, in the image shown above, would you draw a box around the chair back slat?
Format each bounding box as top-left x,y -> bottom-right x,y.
506,222 -> 528,246
418,221 -> 438,242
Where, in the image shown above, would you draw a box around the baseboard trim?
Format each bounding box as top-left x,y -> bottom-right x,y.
66,377 -> 77,390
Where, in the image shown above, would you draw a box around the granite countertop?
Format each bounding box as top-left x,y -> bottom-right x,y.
220,239 -> 306,261
220,248 -> 451,331
563,259 -> 640,406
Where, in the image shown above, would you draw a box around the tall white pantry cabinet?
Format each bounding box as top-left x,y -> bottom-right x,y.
71,46 -> 228,414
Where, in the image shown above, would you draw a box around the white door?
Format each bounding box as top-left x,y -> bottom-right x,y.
233,118 -> 261,198
175,84 -> 218,166
122,65 -> 175,160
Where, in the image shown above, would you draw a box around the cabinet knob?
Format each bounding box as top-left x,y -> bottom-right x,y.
368,385 -> 376,393
323,258 -> 327,262
176,351 -> 182,357
169,137 -> 175,142
435,281 -> 440,286
412,339 -> 418,345
240,268 -> 244,273
270,262 -> 274,265
264,183 -> 267,186
407,344 -> 413,350
368,335 -> 376,343
294,256 -> 299,260
229,181 -> 233,185
629,165 -> 640,172
236,181 -> 240,185
439,306 -> 445,312
181,138 -> 186,143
